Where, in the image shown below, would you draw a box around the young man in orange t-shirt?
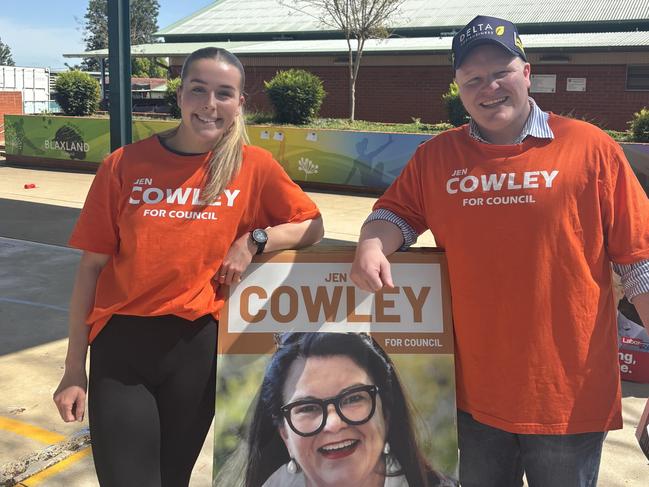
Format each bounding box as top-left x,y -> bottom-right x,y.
351,15 -> 649,487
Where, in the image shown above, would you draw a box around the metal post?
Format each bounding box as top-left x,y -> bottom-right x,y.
99,58 -> 107,104
108,0 -> 132,151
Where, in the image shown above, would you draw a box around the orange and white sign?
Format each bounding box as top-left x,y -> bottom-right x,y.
213,246 -> 458,483
218,247 -> 453,355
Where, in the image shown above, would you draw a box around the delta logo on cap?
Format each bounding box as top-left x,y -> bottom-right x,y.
452,15 -> 527,70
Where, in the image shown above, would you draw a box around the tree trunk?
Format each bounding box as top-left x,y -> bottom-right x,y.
348,43 -> 355,121
349,37 -> 366,122
350,79 -> 356,121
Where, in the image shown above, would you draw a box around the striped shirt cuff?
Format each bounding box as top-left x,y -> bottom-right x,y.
612,260 -> 649,300
363,209 -> 419,250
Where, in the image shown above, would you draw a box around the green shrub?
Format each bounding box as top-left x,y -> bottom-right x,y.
53,71 -> 100,116
430,122 -> 455,131
245,111 -> 274,124
165,77 -> 182,118
604,129 -> 631,142
560,109 -> 607,128
629,107 -> 649,143
264,69 -> 326,124
441,82 -> 469,127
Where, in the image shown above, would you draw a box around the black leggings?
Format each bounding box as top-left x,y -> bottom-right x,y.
89,314 -> 217,487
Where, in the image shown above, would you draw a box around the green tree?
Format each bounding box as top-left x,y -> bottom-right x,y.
132,57 -> 167,78
285,0 -> 405,121
165,77 -> 182,118
0,37 -> 15,66
81,0 -> 164,77
53,71 -> 101,116
81,0 -> 107,71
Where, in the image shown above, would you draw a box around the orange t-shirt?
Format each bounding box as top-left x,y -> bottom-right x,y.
69,136 -> 320,342
376,115 -> 649,434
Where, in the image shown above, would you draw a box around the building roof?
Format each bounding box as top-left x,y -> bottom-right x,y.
157,0 -> 649,38
64,31 -> 649,59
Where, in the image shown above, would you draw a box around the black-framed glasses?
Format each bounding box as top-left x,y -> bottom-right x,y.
279,384 -> 379,437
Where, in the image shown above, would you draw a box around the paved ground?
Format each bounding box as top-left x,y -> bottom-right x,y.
0,161 -> 647,486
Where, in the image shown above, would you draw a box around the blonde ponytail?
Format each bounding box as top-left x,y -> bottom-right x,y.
201,110 -> 249,203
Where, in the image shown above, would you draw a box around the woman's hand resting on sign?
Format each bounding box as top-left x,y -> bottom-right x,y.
216,233 -> 256,286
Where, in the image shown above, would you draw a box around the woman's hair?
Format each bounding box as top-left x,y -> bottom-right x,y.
170,47 -> 249,203
244,332 -> 444,487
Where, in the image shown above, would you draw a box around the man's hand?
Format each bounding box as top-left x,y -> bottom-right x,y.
351,219 -> 405,292
351,239 -> 394,292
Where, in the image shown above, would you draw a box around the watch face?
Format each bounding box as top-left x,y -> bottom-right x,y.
252,228 -> 268,244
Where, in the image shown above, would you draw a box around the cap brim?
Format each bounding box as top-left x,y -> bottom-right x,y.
454,38 -> 526,70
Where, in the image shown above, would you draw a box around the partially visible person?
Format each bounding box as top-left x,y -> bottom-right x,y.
351,14 -> 649,487
53,47 -> 323,486
618,310 -> 649,342
244,332 -> 455,487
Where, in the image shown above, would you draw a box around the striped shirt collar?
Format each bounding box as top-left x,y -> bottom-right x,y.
468,97 -> 554,144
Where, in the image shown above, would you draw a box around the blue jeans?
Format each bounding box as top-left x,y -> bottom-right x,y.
458,410 -> 606,487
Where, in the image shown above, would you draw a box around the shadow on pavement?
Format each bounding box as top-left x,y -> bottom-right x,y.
0,237 -> 78,356
622,380 -> 649,399
0,198 -> 82,355
0,198 -> 80,247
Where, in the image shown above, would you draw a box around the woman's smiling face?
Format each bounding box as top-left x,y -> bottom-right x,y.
279,355 -> 387,487
176,58 -> 244,152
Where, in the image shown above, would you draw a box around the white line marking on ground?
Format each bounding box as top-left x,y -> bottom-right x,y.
0,236 -> 78,252
0,298 -> 68,312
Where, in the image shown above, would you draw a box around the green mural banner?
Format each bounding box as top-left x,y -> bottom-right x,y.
4,115 -> 176,164
5,114 -> 649,194
247,126 -> 431,190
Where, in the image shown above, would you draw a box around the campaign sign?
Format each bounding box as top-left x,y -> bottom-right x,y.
213,247 -> 458,486
618,311 -> 649,383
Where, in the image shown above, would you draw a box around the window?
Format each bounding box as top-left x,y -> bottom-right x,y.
626,65 -> 649,90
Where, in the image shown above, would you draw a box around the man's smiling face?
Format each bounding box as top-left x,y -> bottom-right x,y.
455,44 -> 532,144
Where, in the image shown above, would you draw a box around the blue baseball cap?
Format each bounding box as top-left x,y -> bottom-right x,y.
452,15 -> 527,70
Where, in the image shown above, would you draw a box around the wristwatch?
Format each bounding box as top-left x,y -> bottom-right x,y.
250,228 -> 268,255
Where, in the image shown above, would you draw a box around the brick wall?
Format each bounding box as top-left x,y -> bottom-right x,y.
529,65 -> 649,130
0,91 -> 23,142
24,60 -> 648,130
243,64 -> 455,124
242,63 -> 649,131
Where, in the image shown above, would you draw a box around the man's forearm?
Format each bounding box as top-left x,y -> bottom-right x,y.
358,219 -> 405,256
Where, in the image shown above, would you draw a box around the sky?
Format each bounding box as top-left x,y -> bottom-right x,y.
0,0 -> 214,69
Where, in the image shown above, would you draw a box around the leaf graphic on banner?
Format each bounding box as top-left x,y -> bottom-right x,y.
297,157 -> 319,180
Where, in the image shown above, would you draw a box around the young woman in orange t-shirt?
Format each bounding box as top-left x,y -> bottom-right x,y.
53,47 -> 323,486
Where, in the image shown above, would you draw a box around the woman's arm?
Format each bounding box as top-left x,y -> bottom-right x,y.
53,250 -> 109,422
262,216 -> 324,253
218,216 -> 324,285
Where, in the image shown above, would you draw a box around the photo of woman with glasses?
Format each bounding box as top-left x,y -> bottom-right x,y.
240,332 -> 456,487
